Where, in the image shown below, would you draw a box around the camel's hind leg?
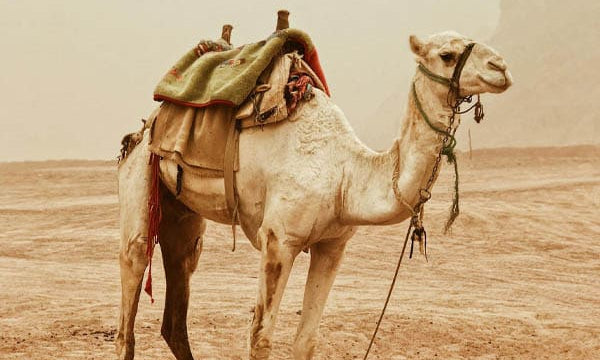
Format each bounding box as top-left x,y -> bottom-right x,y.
158,186 -> 206,360
293,229 -> 355,360
116,137 -> 152,360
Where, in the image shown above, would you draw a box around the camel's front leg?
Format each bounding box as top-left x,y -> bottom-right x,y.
249,227 -> 301,359
293,229 -> 355,360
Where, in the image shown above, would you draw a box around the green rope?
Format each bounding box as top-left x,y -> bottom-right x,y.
412,81 -> 460,232
444,158 -> 460,233
417,64 -> 452,87
412,82 -> 457,159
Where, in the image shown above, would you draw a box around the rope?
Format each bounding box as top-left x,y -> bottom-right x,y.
391,141 -> 417,217
411,82 -> 457,160
363,220 -> 413,360
412,82 -> 461,232
417,64 -> 451,87
444,157 -> 460,233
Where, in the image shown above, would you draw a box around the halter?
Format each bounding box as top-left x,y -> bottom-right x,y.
411,42 -> 479,160
408,41 -> 483,234
418,42 -> 475,104
416,42 -> 484,123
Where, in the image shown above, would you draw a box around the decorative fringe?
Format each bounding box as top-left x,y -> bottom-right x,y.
145,153 -> 162,303
443,156 -> 460,233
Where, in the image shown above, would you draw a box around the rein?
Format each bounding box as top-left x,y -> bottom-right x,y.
364,42 -> 484,359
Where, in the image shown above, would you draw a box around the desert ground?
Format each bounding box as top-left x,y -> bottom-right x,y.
1,146 -> 599,359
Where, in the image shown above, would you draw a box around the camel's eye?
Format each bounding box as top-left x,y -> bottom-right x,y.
440,52 -> 455,63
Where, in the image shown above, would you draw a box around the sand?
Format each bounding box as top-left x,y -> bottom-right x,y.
1,146 -> 599,359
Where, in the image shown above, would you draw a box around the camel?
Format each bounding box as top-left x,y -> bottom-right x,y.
115,31 -> 512,360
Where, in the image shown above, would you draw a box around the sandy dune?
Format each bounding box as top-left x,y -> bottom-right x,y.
1,146 -> 599,359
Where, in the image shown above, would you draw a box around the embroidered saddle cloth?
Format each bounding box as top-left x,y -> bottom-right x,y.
153,28 -> 329,107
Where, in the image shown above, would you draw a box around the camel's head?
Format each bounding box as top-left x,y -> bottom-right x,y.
409,31 -> 512,96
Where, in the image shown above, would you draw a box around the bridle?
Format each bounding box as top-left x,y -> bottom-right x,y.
365,42 -> 486,360
405,41 -> 484,237
417,42 -> 483,117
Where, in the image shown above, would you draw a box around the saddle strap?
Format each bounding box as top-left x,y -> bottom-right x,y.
224,117 -> 240,222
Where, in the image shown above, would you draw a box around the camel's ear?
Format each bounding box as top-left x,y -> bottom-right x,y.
409,35 -> 427,57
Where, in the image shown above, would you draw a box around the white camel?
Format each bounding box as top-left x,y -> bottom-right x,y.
116,31 -> 512,360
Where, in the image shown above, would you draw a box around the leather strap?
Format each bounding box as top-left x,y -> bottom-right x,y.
224,117 -> 239,221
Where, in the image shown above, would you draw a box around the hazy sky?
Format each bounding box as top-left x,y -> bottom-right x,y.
0,0 -> 500,161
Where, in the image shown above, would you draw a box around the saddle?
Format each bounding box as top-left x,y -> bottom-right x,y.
136,11 -> 329,301
146,24 -> 329,219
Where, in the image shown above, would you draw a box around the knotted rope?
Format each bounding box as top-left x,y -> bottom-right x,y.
411,82 -> 460,232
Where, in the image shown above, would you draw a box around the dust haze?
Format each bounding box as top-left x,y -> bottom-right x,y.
1,0 -> 503,161
1,1 -> 599,359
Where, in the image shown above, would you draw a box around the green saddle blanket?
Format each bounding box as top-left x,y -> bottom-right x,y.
153,28 -> 329,108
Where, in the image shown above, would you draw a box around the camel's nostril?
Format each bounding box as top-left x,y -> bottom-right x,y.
487,58 -> 507,72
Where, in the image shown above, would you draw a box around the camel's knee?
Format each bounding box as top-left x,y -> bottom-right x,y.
119,233 -> 148,277
160,233 -> 203,276
185,236 -> 203,273
293,332 -> 318,360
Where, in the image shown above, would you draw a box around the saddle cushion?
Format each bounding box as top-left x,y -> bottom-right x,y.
153,28 -> 329,108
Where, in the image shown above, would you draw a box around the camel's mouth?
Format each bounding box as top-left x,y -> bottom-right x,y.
478,72 -> 512,92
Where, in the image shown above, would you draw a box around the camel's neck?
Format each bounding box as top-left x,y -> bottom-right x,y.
340,72 -> 456,225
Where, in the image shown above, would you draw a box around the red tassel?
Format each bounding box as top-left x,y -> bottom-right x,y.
286,73 -> 314,112
145,153 -> 162,303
